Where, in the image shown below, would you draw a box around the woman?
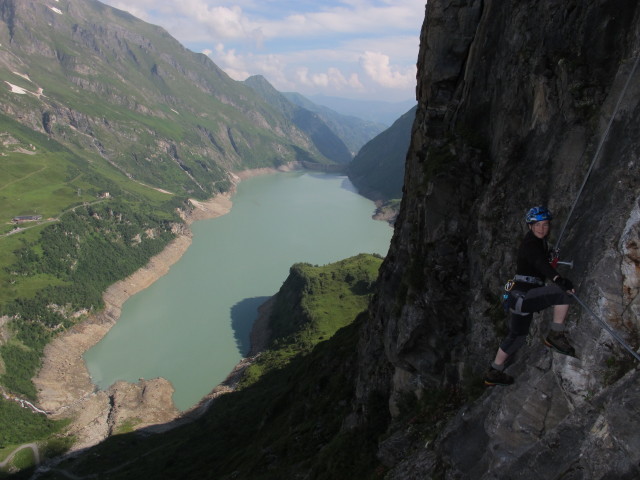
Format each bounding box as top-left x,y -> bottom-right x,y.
484,206 -> 576,386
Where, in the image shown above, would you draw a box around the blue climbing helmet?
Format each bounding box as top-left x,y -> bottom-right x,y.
525,206 -> 553,224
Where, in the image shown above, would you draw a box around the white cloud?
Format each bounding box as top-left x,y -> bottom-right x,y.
105,0 -> 424,43
206,43 -> 251,80
360,51 -> 416,88
101,0 -> 423,101
207,6 -> 246,38
295,67 -> 362,91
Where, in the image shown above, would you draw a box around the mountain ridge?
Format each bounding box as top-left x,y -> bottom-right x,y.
0,0 -> 336,203
243,74 -> 353,164
347,105 -> 416,202
309,93 -> 416,126
282,90 -> 387,154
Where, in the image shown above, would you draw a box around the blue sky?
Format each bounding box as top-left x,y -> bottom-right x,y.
100,0 -> 425,102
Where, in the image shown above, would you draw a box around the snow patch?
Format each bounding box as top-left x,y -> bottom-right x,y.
171,108 -> 179,115
5,81 -> 44,99
13,72 -> 33,83
5,82 -> 27,94
49,6 -> 63,15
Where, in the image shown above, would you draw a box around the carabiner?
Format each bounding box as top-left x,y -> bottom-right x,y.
504,279 -> 515,292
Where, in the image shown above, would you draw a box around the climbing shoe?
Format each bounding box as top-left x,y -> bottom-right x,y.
483,367 -> 514,387
544,331 -> 576,357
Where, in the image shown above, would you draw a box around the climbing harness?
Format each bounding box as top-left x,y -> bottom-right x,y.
571,293 -> 640,363
514,274 -> 544,286
509,291 -> 527,316
555,53 -> 640,251
501,279 -> 527,315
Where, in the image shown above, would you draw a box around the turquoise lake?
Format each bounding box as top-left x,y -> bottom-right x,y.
84,172 -> 393,410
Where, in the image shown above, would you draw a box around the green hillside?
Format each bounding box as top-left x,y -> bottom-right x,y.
0,0 -> 335,203
347,106 -> 416,201
7,254 -> 387,478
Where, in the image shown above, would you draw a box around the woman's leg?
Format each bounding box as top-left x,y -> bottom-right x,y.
495,312 -> 534,366
553,303 -> 569,325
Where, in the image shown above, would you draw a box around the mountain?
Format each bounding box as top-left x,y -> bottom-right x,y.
282,91 -> 387,154
0,0 -> 335,206
6,0 -> 640,478
244,75 -> 352,164
347,105 -> 416,201
309,94 -> 416,126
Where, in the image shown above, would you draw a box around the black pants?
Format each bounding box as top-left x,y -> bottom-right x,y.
499,285 -> 573,356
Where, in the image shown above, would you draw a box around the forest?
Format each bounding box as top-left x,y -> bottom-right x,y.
1,199 -> 179,399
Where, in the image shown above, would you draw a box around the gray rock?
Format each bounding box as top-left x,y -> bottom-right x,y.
353,0 -> 640,478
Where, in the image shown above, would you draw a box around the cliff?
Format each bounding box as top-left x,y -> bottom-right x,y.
356,0 -> 640,477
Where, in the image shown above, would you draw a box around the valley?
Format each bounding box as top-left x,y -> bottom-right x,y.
5,0 -> 638,478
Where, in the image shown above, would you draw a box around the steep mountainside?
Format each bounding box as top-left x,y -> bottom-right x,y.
347,105 -> 416,201
0,0 -> 334,201
244,75 -> 353,164
283,91 -> 387,154
12,256 -> 385,479
357,0 -> 640,477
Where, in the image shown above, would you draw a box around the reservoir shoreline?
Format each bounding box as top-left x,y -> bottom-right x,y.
33,164 -> 303,451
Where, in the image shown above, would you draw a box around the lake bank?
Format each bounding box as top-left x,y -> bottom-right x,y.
33,166 -> 293,450
33,163 -> 390,450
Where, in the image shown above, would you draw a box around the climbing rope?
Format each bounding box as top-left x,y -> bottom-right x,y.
552,54 -> 640,362
571,293 -> 640,362
555,53 -> 640,251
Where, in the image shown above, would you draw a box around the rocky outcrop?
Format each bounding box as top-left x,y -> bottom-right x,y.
356,0 -> 640,477
59,378 -> 179,451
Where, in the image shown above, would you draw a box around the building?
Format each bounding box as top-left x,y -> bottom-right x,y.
12,215 -> 42,224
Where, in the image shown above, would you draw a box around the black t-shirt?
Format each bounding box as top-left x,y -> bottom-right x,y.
514,230 -> 558,291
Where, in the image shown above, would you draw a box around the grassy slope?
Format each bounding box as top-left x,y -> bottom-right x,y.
0,115 -> 182,412
20,254 -> 390,479
0,114 -> 176,304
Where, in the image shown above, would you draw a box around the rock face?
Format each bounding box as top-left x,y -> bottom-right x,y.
356,0 -> 640,477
